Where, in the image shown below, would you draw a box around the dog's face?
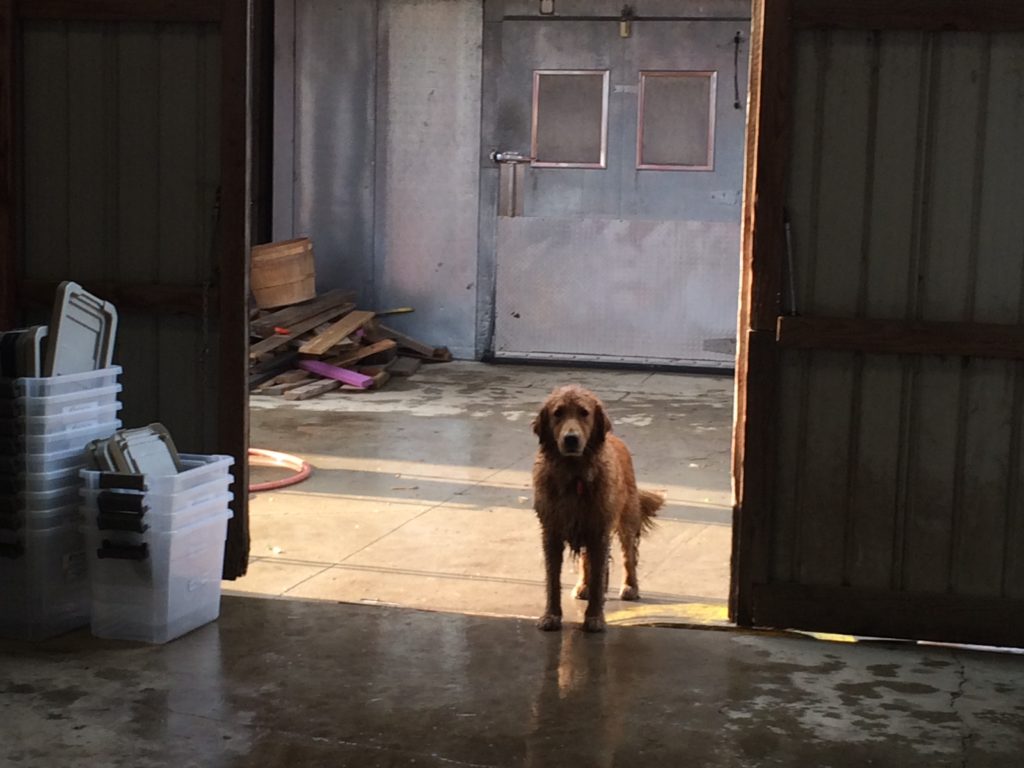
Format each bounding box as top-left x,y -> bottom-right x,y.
532,386 -> 611,457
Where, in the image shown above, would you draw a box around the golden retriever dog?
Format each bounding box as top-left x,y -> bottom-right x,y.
531,385 -> 664,632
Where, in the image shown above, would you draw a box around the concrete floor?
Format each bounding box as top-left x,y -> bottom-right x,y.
3,595 -> 1023,767
237,362 -> 735,627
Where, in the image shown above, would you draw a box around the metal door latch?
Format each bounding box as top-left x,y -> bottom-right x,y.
492,151 -> 532,217
490,150 -> 533,164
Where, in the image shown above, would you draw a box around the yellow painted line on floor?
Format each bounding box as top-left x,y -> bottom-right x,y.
605,601 -> 730,626
803,632 -> 859,644
605,605 -> 861,644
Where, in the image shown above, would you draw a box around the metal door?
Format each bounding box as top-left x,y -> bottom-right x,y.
490,15 -> 749,367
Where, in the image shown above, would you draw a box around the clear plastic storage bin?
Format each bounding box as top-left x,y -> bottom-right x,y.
22,420 -> 121,454
15,444 -> 92,475
11,467 -> 84,494
82,509 -> 232,643
81,492 -> 233,536
79,454 -> 234,495
2,503 -> 79,532
17,402 -> 122,436
79,475 -> 232,517
12,366 -> 121,399
0,523 -> 89,640
1,485 -> 81,530
16,383 -> 122,418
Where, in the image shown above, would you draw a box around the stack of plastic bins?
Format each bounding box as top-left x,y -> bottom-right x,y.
79,454 -> 234,644
0,367 -> 123,640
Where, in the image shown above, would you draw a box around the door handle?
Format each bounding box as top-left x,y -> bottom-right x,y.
490,150 -> 533,164
492,151 -> 531,217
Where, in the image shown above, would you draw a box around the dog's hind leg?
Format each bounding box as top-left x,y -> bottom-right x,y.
618,529 -> 641,600
538,528 -> 564,631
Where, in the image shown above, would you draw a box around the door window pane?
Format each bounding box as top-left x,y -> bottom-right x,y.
531,70 -> 608,168
638,71 -> 717,170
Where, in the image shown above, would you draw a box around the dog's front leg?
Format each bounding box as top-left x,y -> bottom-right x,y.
537,528 -> 563,631
581,536 -> 609,633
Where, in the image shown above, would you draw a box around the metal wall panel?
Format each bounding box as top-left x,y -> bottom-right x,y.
281,0 -> 377,300
494,217 -> 740,365
20,20 -> 220,453
374,0 -> 482,360
276,0 -> 480,357
774,30 -> 1024,598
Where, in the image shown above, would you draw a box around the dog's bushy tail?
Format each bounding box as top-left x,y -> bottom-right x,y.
638,489 -> 664,534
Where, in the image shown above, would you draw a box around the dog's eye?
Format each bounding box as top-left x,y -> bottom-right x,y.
580,408 -> 589,418
553,406 -> 565,417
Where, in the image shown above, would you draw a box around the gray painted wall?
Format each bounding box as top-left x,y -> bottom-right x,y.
273,0 -> 378,301
374,1 -> 482,359
274,0 -> 481,359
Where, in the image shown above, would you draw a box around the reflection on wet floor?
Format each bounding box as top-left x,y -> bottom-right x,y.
4,596 -> 1023,767
239,362 -> 735,626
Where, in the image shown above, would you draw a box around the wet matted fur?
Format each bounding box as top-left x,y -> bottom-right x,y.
531,385 -> 664,632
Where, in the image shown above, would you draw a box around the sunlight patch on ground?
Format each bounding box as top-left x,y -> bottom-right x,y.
606,601 -> 730,626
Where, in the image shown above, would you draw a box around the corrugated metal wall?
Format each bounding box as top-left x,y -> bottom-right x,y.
20,20 -> 221,453
774,30 -> 1024,597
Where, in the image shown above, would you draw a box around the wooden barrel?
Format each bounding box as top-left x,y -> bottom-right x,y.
250,237 -> 316,309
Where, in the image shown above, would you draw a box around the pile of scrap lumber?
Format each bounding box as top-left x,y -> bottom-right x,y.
249,289 -> 452,400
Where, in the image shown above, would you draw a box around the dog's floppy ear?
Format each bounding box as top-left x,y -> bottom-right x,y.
588,401 -> 612,449
532,402 -> 557,451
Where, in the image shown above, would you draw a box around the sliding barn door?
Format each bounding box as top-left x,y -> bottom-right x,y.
1,0 -> 251,578
733,0 -> 1024,646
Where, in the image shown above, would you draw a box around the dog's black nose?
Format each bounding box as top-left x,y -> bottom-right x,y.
562,434 -> 580,452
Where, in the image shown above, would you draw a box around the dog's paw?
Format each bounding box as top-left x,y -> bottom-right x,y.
581,615 -> 606,633
537,614 -> 562,631
618,585 -> 639,601
573,583 -> 589,600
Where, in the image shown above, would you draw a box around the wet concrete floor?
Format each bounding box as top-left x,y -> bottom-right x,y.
240,362 -> 734,627
3,595 -> 1023,767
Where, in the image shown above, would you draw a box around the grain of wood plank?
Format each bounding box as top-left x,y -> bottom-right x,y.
368,322 -> 435,356
354,367 -> 390,388
387,356 -> 422,377
325,339 -> 397,369
272,369 -> 311,385
251,288 -> 356,337
283,378 -> 340,400
297,359 -> 374,388
259,376 -> 314,396
248,302 -> 354,360
299,310 -> 375,356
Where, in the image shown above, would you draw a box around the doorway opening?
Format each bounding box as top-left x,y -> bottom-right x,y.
238,362 -> 735,627
234,3 -> 749,628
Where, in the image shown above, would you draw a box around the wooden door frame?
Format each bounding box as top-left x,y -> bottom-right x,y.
732,0 -> 1024,640
0,0 -> 252,578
